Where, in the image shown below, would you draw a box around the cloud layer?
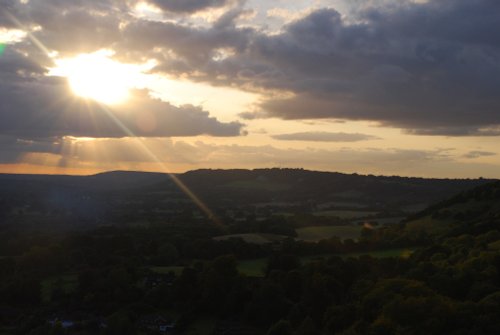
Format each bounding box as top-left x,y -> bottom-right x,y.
0,66 -> 244,139
1,0 -> 500,176
5,137 -> 499,178
272,132 -> 379,142
3,0 -> 500,136
146,0 -> 233,13
116,0 -> 500,136
0,38 -> 244,140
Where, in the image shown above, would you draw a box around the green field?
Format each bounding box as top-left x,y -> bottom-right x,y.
405,216 -> 452,235
343,248 -> 413,259
313,210 -> 378,219
214,233 -> 279,244
371,217 -> 406,225
236,248 -> 414,277
302,248 -> 414,261
238,259 -> 267,277
296,225 -> 362,241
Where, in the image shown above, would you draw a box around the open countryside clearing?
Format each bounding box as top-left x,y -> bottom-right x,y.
296,225 -> 362,241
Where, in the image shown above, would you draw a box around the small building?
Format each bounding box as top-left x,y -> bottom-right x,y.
48,318 -> 75,329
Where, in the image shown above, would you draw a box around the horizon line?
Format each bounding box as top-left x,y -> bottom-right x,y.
0,167 -> 495,181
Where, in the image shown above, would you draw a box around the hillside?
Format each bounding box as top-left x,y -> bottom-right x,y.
0,169 -> 494,231
178,168 -> 493,208
1,175 -> 500,334
402,181 -> 500,238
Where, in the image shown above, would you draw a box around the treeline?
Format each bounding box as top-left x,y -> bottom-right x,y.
2,180 -> 500,334
0,218 -> 499,334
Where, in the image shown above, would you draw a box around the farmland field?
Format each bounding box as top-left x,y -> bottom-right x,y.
237,248 -> 414,277
214,233 -> 281,244
302,248 -> 414,262
238,259 -> 267,277
405,216 -> 452,235
312,210 -> 378,218
353,216 -> 406,225
296,225 -> 362,241
342,248 -> 414,259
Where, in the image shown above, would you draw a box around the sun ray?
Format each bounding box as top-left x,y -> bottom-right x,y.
95,102 -> 221,224
2,10 -> 52,58
2,10 -> 219,224
50,51 -> 138,105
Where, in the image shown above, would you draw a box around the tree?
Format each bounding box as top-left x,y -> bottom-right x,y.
106,312 -> 136,335
155,243 -> 179,265
267,320 -> 292,335
296,316 -> 318,335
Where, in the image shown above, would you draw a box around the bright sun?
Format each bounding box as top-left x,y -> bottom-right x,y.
51,51 -> 143,105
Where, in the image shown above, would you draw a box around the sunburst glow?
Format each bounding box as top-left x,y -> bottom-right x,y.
50,51 -> 144,105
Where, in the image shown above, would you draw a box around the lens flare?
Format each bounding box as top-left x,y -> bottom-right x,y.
50,51 -> 143,105
96,104 -> 221,224
3,7 -> 219,224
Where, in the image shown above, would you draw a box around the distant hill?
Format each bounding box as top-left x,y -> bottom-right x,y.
0,168 -> 494,230
177,168 -> 493,209
0,168 -> 493,207
0,170 -> 171,192
403,180 -> 500,238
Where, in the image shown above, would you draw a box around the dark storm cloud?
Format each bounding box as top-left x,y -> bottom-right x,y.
0,0 -> 26,29
0,49 -> 244,139
0,1 -> 247,166
1,0 -> 128,56
271,132 -> 379,142
0,80 -> 244,139
146,0 -> 233,13
115,5 -> 252,70
115,0 -> 500,136
0,45 -> 45,78
0,135 -> 61,163
244,3 -> 500,135
1,0 -> 112,28
2,0 -> 500,137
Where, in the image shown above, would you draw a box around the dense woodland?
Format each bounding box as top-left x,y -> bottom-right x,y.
0,171 -> 499,334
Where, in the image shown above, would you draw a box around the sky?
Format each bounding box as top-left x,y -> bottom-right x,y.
0,0 -> 500,178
